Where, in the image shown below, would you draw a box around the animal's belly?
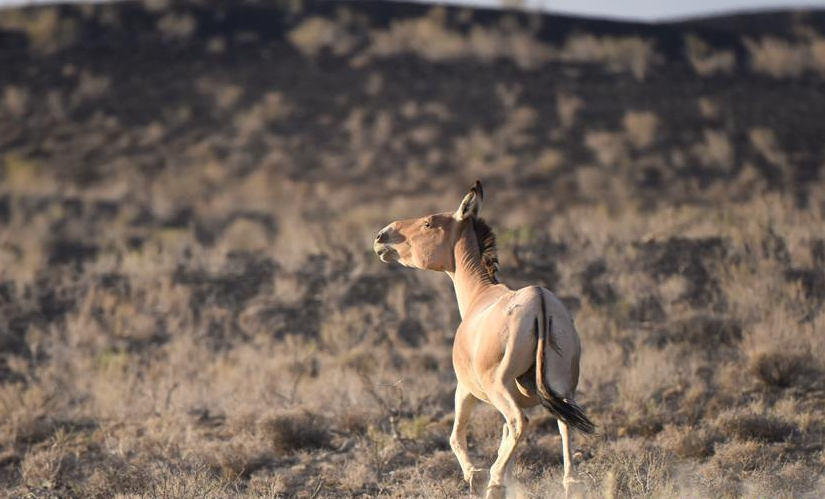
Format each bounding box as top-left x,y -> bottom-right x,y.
452,341 -> 487,402
515,380 -> 540,408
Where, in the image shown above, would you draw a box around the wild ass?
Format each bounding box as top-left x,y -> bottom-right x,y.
373,181 -> 595,499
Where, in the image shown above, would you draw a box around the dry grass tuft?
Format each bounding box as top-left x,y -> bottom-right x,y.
287,8 -> 659,76
692,129 -> 733,171
750,350 -> 816,388
685,34 -> 736,76
0,8 -> 78,54
157,13 -> 197,40
585,439 -> 676,499
561,33 -> 658,80
707,439 -> 779,473
556,92 -> 582,130
623,111 -> 659,150
258,411 -> 333,455
715,410 -> 796,442
745,36 -> 825,78
656,424 -> 720,459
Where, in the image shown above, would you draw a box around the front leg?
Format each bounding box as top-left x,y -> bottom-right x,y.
450,384 -> 486,494
484,381 -> 526,499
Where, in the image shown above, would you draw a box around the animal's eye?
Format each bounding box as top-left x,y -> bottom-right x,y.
423,220 -> 431,228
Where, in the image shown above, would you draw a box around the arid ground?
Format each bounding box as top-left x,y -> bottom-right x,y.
1,1 -> 824,498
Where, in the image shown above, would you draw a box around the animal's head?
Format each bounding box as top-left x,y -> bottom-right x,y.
373,181 -> 498,279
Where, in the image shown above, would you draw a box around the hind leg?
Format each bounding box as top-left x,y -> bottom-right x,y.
558,419 -> 581,497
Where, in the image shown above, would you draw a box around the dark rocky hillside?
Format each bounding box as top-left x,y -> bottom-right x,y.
2,0 -> 824,206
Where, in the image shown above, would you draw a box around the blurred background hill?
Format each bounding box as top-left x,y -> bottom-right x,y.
1,1 -> 824,498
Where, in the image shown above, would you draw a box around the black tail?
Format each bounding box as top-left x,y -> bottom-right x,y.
535,291 -> 597,435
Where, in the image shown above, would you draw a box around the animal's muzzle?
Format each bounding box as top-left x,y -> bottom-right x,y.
374,225 -> 400,262
374,244 -> 398,263
375,228 -> 390,243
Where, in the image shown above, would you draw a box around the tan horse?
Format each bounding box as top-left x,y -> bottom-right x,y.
374,181 -> 595,499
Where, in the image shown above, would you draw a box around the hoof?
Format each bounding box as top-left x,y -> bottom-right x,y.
485,484 -> 506,499
465,468 -> 489,496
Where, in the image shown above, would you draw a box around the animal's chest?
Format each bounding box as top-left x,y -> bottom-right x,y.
451,332 -> 488,401
451,310 -> 509,395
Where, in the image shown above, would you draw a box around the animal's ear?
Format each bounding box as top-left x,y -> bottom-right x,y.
454,180 -> 484,221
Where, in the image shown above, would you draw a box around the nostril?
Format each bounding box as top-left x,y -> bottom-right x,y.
375,229 -> 387,243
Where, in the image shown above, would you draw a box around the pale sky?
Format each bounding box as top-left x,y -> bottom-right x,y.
1,0 -> 824,22
420,0 -> 825,21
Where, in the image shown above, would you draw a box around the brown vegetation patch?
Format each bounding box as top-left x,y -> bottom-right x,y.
715,410 -> 796,442
707,439 -> 781,473
585,440 -> 676,499
638,237 -> 727,308
518,434 -> 564,472
657,424 -> 721,459
750,350 -> 818,389
258,411 -> 333,455
649,316 -> 741,347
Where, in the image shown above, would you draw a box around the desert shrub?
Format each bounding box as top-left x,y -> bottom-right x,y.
467,405 -> 506,454
768,461 -> 825,498
207,440 -> 270,479
556,92 -> 582,129
714,410 -> 796,442
338,408 -> 371,436
76,453 -> 150,498
141,462 -> 229,499
258,411 -> 333,455
420,450 -> 459,480
749,126 -> 790,171
692,129 -> 734,171
561,33 -> 658,80
746,37 -> 808,77
363,7 -> 554,69
697,96 -> 719,119
707,439 -> 779,473
0,8 -> 78,54
157,13 -> 196,40
585,439 -> 676,499
75,70 -> 111,100
696,439 -> 809,499
517,434 -> 563,474
319,307 -> 377,354
744,36 -> 825,78
617,344 -> 679,411
20,442 -> 69,490
585,130 -> 629,167
2,86 -> 28,117
245,472 -> 290,497
651,316 -> 741,347
685,34 -> 736,76
623,111 -> 659,150
289,16 -> 358,58
337,457 -> 376,492
656,424 -> 720,459
750,349 -> 816,388
366,8 -> 468,62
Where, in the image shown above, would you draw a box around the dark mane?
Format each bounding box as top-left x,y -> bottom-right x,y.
473,218 -> 499,283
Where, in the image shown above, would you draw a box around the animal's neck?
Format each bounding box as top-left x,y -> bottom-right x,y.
447,221 -> 494,319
